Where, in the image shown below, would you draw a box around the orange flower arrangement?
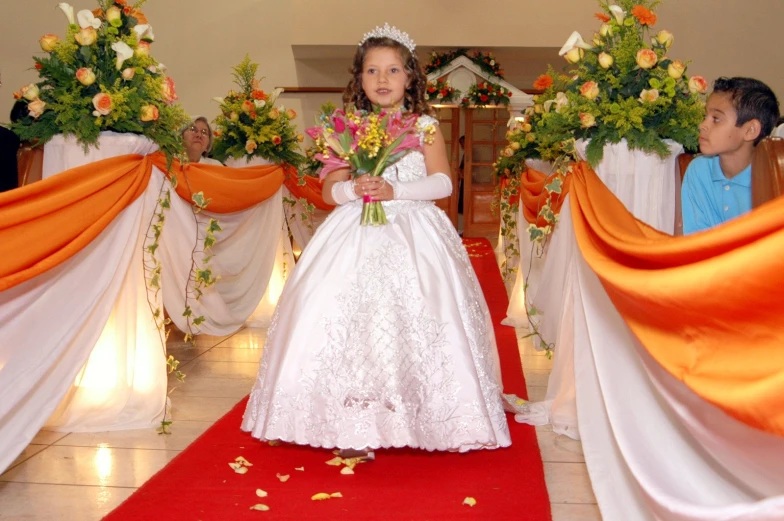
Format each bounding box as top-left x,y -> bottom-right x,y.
595,12 -> 611,22
631,5 -> 657,25
533,74 -> 554,91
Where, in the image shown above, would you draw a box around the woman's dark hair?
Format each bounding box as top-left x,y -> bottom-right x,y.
343,37 -> 433,116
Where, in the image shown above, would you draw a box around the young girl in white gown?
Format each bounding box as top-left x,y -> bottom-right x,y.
241,24 -> 511,454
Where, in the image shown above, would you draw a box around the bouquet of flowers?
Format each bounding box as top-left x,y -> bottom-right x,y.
424,49 -> 467,75
211,56 -> 305,166
425,78 -> 459,104
306,108 -> 428,226
461,81 -> 512,107
10,0 -> 188,162
538,0 -> 706,164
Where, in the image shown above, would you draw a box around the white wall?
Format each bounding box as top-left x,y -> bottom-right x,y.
2,0 -> 782,130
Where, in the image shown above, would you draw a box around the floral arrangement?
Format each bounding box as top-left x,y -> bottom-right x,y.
10,0 -> 188,161
425,78 -> 459,104
541,0 -> 706,164
470,50 -> 504,79
424,49 -> 504,80
423,49 -> 467,75
460,80 -> 512,107
306,108 -> 433,226
211,56 -> 306,166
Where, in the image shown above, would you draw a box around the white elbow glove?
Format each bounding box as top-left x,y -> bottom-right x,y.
330,180 -> 360,205
391,173 -> 452,201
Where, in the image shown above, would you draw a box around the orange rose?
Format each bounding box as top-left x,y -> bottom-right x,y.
688,76 -> 708,94
241,100 -> 254,113
76,67 -> 96,86
635,48 -> 658,69
92,93 -> 113,116
140,105 -> 159,122
285,109 -> 297,119
533,74 -> 553,91
161,77 -> 178,104
272,135 -> 282,145
631,5 -> 657,26
28,98 -> 47,119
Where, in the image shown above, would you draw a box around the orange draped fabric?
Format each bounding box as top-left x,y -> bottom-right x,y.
152,153 -> 286,214
0,154 -> 153,292
282,166 -> 335,211
520,167 -> 572,226
0,152 -> 290,291
569,161 -> 784,437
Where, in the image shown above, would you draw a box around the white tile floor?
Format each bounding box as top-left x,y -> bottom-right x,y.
0,328 -> 600,521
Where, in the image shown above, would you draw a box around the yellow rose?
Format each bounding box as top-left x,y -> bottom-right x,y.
579,112 -> 596,128
21,83 -> 40,101
268,108 -> 280,120
580,81 -> 600,100
28,98 -> 46,119
74,27 -> 97,46
635,49 -> 657,70
39,34 -> 59,52
599,24 -> 613,37
245,139 -> 258,154
598,52 -> 614,69
654,30 -> 674,49
503,147 -> 514,157
688,75 -> 708,94
230,112 -> 239,122
668,60 -> 686,80
105,6 -> 122,27
139,104 -> 159,122
526,133 -> 536,143
639,88 -> 660,103
534,104 -> 543,114
285,108 -> 297,119
121,67 -> 136,81
511,141 -> 521,150
296,134 -> 304,143
76,67 -> 96,86
593,34 -> 603,47
564,47 -> 584,64
522,123 -> 532,133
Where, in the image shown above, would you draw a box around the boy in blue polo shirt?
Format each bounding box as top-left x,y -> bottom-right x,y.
682,77 -> 780,234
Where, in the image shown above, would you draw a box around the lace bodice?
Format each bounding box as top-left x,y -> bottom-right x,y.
379,115 -> 438,184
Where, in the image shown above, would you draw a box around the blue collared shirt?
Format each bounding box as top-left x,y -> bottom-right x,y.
681,155 -> 752,234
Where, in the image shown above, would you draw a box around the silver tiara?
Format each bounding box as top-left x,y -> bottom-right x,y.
359,23 -> 416,52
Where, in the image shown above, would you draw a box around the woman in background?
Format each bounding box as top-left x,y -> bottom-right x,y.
182,116 -> 222,165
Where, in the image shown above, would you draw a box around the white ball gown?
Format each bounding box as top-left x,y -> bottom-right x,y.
241,116 -> 511,452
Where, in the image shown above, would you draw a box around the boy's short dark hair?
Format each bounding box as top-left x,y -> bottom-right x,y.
713,77 -> 780,145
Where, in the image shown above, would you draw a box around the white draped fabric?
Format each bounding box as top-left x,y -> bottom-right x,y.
569,227 -> 784,520
505,142 -> 681,328
159,187 -> 284,336
0,135 -> 168,474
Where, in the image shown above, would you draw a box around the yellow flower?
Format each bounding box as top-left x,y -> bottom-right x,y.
654,30 -> 674,49
668,60 -> 686,80
27,98 -> 46,119
74,27 -> 97,46
635,49 -> 657,70
39,34 -> 59,52
639,88 -> 660,103
579,112 -> 596,128
580,81 -> 600,100
245,139 -> 258,154
598,52 -> 614,69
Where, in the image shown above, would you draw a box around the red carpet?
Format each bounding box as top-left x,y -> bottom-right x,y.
104,238 -> 551,520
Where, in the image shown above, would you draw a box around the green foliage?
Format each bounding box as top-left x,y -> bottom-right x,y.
10,0 -> 188,162
211,55 -> 306,166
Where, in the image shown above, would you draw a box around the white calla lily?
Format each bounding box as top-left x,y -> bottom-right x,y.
268,87 -> 284,105
133,24 -> 155,42
254,99 -> 266,109
212,97 -> 225,104
76,9 -> 101,29
58,3 -> 75,25
608,5 -> 626,23
558,31 -> 593,57
111,41 -> 134,70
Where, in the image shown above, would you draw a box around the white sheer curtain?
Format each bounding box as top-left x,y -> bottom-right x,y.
159,187 -> 283,336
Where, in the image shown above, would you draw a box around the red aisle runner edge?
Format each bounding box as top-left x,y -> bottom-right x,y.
104,238 -> 551,521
